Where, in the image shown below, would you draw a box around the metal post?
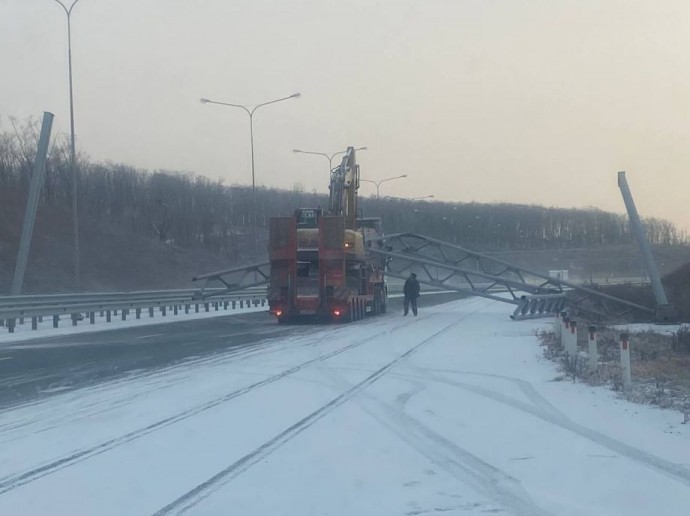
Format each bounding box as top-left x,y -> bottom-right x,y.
68,11 -> 80,290
620,332 -> 632,390
588,325 -> 598,373
617,171 -> 674,321
53,0 -> 82,290
561,316 -> 570,350
554,311 -> 562,341
11,112 -> 54,295
567,320 -> 578,359
249,112 -> 258,262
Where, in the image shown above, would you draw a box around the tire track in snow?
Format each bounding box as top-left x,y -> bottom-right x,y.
412,368 -> 568,420
0,323 -> 407,495
401,369 -> 690,488
357,396 -> 550,516
314,324 -> 551,515
152,317 -> 463,516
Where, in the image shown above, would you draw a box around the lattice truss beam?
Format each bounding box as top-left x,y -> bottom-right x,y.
192,262 -> 270,300
369,233 -> 654,321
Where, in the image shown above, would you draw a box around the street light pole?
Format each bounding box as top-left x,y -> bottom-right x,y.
292,146 -> 368,174
360,174 -> 408,198
53,0 -> 81,290
201,93 -> 300,262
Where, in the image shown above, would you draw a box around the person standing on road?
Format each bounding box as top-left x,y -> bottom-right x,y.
403,272 -> 420,316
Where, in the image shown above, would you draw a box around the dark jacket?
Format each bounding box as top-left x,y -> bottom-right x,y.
403,276 -> 420,299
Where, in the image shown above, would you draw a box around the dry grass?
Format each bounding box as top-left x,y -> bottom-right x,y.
537,323 -> 690,420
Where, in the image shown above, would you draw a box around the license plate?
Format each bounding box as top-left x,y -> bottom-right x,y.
300,309 -> 317,315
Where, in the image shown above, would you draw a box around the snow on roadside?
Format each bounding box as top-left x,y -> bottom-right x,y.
0,297 -> 689,515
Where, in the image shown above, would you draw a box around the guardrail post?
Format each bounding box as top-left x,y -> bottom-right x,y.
223,301 -> 228,310
149,307 -> 154,318
185,304 -> 189,314
106,310 -> 111,323
162,306 -> 166,316
8,318 -> 16,333
53,315 -> 59,328
554,311 -> 562,340
32,316 -> 38,330
561,316 -> 570,349
19,317 -> 24,325
90,312 -> 95,324
620,333 -> 632,390
240,300 -> 244,309
261,299 -> 265,307
195,303 -> 199,313
71,314 -> 78,326
588,325 -> 598,373
567,320 -> 577,359
173,305 -> 178,316
204,303 -> 209,312
122,309 -> 127,321
114,309 -> 118,316
232,300 -> 236,309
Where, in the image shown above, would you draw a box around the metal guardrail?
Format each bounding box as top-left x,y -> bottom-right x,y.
0,283 -> 452,335
0,287 -> 268,334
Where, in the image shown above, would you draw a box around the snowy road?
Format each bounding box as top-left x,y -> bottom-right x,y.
1,297 -> 689,515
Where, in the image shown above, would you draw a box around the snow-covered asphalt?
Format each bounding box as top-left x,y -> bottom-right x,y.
0,297 -> 689,515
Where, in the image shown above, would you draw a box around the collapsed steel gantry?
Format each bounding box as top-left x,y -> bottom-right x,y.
193,172 -> 675,323
192,232 -> 657,321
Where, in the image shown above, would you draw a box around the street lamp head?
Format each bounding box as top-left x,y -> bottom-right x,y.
200,98 -> 210,104
401,174 -> 408,178
356,146 -> 368,151
290,92 -> 302,98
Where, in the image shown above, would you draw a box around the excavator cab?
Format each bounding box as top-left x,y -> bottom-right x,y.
294,208 -> 322,228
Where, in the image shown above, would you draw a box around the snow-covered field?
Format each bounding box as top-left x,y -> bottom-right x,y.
1,297 -> 689,515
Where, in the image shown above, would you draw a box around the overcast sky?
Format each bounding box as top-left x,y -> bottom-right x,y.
2,0 -> 689,232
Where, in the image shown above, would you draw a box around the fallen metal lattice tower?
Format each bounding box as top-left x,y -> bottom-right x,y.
192,262 -> 270,300
368,233 -> 655,321
192,234 -> 656,321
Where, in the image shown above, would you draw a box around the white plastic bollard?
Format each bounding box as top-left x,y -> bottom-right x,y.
620,332 -> 632,390
588,325 -> 598,373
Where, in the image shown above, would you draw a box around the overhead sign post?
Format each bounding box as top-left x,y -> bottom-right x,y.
11,112 -> 54,296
